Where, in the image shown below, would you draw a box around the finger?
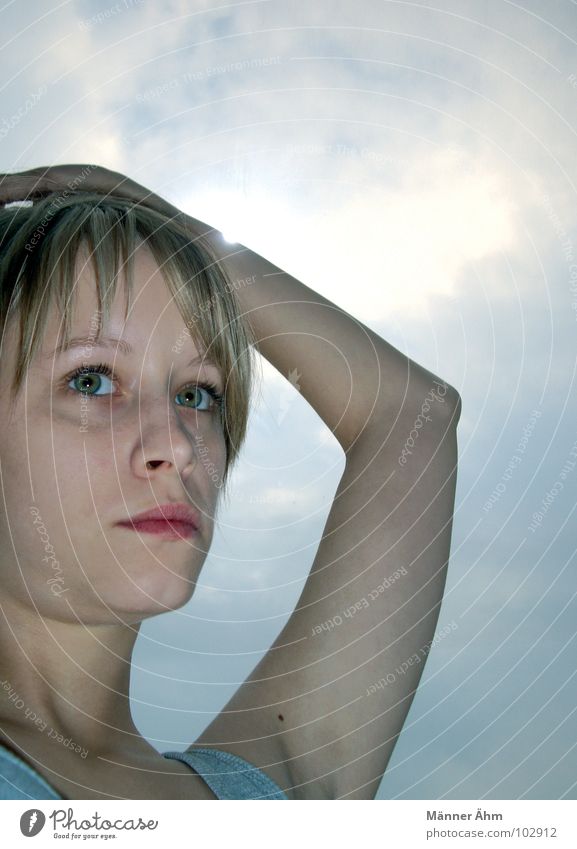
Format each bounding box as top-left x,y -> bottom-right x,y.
0,169 -> 187,228
0,165 -> 109,201
0,175 -> 61,203
0,166 -> 129,204
16,164 -> 129,194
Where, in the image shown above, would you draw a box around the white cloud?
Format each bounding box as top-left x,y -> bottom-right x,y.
174,146 -> 521,323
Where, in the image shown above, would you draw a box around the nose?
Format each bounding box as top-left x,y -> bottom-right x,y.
131,396 -> 197,481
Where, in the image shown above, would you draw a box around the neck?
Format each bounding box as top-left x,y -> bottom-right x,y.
0,600 -> 151,760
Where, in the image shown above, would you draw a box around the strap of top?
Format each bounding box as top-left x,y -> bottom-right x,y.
0,739 -> 288,800
0,742 -> 62,800
163,748 -> 288,800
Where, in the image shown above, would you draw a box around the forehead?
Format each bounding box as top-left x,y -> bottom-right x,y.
77,244 -> 173,325
43,244 -> 200,356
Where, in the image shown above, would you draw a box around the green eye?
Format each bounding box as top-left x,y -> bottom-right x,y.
68,365 -> 115,396
175,383 -> 222,412
64,365 -> 223,413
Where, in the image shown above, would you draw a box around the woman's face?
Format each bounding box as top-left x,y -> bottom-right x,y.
0,245 -> 227,624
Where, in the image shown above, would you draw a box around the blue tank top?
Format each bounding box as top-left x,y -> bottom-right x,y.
0,742 -> 288,800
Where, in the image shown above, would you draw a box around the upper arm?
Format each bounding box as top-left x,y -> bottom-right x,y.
190,382 -> 461,799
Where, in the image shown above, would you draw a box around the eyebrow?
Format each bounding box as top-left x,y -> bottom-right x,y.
43,336 -> 219,369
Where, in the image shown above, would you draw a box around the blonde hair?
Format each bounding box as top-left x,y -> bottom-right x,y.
0,193 -> 255,494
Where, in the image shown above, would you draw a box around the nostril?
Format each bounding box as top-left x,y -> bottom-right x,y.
146,460 -> 164,470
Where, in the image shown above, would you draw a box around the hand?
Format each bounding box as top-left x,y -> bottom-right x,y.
0,164 -> 186,224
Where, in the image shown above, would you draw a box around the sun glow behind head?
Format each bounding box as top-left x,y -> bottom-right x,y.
174,187 -> 296,255
173,149 -> 518,324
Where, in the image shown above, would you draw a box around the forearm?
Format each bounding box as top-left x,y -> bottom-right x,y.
202,233 -> 456,451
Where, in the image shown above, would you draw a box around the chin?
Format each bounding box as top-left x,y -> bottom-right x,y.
85,553 -> 206,623
96,585 -> 196,625
126,565 -> 202,615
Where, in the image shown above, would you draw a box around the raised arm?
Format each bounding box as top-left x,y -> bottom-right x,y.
0,166 -> 461,799
192,237 -> 461,799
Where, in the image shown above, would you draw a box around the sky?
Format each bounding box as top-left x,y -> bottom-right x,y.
1,0 -> 576,800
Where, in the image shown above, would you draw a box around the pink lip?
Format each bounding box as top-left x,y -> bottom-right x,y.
117,504 -> 200,540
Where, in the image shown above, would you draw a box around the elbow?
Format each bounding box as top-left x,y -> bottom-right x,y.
406,375 -> 462,428
444,384 -> 462,427
392,360 -> 462,429
429,382 -> 461,434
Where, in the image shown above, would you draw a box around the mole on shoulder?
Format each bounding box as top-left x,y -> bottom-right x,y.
278,714 -> 284,721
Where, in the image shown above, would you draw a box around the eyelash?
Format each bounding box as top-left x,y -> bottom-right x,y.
62,362 -> 224,411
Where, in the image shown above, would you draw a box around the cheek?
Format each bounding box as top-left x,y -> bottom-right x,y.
196,428 -> 227,482
0,416 -> 101,575
0,412 -> 55,511
25,422 -> 115,520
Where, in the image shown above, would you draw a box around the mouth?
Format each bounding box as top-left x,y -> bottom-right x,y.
117,504 -> 200,541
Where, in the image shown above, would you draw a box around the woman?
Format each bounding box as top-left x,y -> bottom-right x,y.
0,165 -> 461,800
